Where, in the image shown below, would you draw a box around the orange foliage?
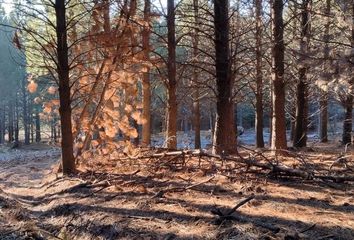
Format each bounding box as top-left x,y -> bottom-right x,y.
27,80 -> 38,93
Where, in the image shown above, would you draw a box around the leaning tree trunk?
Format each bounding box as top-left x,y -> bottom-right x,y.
192,0 -> 201,149
293,0 -> 310,148
212,0 -> 237,155
255,0 -> 264,148
141,0 -> 152,147
270,0 -> 287,151
55,0 -> 76,174
320,0 -> 331,142
342,1 -> 354,145
166,0 -> 178,149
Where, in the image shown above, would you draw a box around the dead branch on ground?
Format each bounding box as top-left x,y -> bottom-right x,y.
112,149 -> 354,183
152,176 -> 215,198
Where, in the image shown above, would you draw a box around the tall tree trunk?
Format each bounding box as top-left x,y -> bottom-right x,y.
57,122 -> 61,139
193,0 -> 201,149
141,0 -> 151,147
53,122 -> 57,142
55,0 -> 76,174
212,0 -> 237,154
166,0 -> 178,149
193,89 -> 201,149
30,102 -> 34,143
35,108 -> 41,142
269,77 -> 273,145
320,0 -> 331,142
268,0 -> 274,147
342,97 -> 353,144
271,0 -> 287,151
293,0 -> 310,148
0,106 -> 4,144
129,0 -> 140,146
290,0 -> 297,143
209,102 -> 215,141
51,120 -> 54,141
14,94 -> 19,143
255,0 -> 264,148
342,1 -> 354,144
22,78 -> 30,145
8,100 -> 14,142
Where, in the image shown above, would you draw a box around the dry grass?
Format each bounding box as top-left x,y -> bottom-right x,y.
0,142 -> 353,239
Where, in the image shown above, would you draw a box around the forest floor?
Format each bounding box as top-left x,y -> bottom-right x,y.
0,142 -> 354,240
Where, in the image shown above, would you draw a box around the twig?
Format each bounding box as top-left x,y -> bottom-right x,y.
152,176 -> 215,198
300,223 -> 316,233
225,195 -> 255,215
211,196 -> 279,233
211,195 -> 255,217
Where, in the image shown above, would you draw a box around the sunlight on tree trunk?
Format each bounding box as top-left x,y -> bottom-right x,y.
166,0 -> 178,150
141,0 -> 152,147
55,0 -> 76,174
212,0 -> 237,155
320,0 -> 331,143
255,0 -> 264,148
342,1 -> 354,145
270,0 -> 287,151
293,0 -> 310,148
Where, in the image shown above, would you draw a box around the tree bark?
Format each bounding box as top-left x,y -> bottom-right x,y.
141,0 -> 151,147
14,94 -> 19,143
166,0 -> 178,149
8,100 -> 14,142
57,122 -> 61,139
209,102 -> 215,141
293,0 -> 310,148
21,77 -> 30,145
212,0 -> 237,154
54,124 -> 57,142
35,108 -> 41,142
320,0 -> 331,143
342,1 -> 354,144
193,89 -> 201,149
55,0 -> 76,174
255,0 -> 264,148
0,106 -> 4,144
342,96 -> 353,144
270,0 -> 287,151
129,0 -> 140,146
30,102 -> 34,143
193,0 -> 201,149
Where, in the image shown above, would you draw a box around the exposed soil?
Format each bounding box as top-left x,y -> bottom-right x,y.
0,143 -> 353,240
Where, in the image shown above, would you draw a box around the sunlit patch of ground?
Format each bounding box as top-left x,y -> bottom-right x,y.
0,142 -> 353,239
